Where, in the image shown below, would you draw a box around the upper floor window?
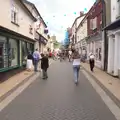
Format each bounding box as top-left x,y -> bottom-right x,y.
90,17 -> 97,30
11,5 -> 18,24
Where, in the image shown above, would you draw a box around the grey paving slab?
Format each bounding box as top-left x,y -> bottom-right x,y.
0,61 -> 117,120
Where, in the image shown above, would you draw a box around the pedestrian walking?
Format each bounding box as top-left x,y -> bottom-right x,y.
68,50 -> 72,62
89,53 -> 95,72
41,53 -> 49,79
72,49 -> 81,85
26,51 -> 33,71
33,49 -> 40,72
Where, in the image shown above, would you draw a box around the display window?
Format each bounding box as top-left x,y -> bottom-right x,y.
0,36 -> 8,69
8,38 -> 18,67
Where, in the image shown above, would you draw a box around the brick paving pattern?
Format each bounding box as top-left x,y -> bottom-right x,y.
0,61 -> 117,120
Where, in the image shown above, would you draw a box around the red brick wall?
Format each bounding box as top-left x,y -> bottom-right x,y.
87,1 -> 103,36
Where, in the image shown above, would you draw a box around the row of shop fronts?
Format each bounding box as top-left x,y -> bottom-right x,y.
0,27 -> 34,72
0,27 -> 48,73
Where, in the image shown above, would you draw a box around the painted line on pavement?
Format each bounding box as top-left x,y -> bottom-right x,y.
82,70 -> 120,120
0,61 -> 53,112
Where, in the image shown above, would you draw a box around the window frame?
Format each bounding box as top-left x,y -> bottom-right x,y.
11,5 -> 19,25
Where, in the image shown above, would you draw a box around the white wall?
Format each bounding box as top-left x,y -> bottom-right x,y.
24,3 -> 38,18
77,20 -> 87,42
76,16 -> 84,28
111,0 -> 117,22
0,0 -> 35,39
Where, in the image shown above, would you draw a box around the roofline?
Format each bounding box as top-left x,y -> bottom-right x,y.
77,0 -> 102,30
71,16 -> 81,28
23,0 -> 47,28
19,0 -> 36,21
77,14 -> 87,30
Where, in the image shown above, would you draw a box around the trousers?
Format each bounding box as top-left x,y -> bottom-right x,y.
73,65 -> 80,83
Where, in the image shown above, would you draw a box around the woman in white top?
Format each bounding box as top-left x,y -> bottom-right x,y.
72,50 -> 81,85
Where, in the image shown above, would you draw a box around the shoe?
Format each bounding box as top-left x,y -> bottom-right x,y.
75,81 -> 78,85
42,77 -> 45,79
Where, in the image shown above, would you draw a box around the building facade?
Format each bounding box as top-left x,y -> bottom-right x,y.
23,0 -> 48,53
0,0 -> 36,72
86,0 -> 103,69
76,16 -> 87,55
70,12 -> 85,49
102,0 -> 111,70
105,0 -> 120,77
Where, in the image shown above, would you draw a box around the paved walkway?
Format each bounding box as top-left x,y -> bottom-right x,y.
0,59 -> 53,101
81,63 -> 120,103
0,61 -> 117,120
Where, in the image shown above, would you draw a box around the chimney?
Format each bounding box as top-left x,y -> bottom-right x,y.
80,11 -> 84,17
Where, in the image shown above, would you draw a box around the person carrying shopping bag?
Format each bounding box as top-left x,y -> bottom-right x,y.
26,51 -> 34,71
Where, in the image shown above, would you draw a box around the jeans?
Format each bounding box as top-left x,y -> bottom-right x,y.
42,69 -> 48,78
34,60 -> 39,71
73,65 -> 80,83
89,59 -> 94,72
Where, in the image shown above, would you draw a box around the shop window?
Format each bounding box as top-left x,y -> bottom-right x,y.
95,47 -> 101,61
8,39 -> 18,67
21,41 -> 27,64
98,48 -> 101,61
0,36 -> 8,69
27,43 -> 34,54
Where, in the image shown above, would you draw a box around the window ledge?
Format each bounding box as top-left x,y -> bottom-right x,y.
11,21 -> 19,27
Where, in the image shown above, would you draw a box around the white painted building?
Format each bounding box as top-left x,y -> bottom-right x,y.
70,12 -> 86,48
0,0 -> 37,72
23,0 -> 48,53
105,0 -> 120,76
76,17 -> 87,55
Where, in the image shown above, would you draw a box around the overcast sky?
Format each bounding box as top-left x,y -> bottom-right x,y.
28,0 -> 95,42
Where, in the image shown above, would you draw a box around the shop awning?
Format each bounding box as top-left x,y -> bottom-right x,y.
104,19 -> 120,30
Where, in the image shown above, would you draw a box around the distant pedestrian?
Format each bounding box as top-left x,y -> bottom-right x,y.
33,49 -> 40,72
68,50 -> 72,62
72,50 -> 81,85
41,53 -> 49,79
89,53 -> 95,72
26,51 -> 33,71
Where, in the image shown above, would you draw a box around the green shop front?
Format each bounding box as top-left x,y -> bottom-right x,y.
0,26 -> 34,73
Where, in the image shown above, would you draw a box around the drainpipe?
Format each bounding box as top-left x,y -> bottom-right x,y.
102,0 -> 108,71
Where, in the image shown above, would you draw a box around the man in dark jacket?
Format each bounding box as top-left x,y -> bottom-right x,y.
41,53 -> 49,79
